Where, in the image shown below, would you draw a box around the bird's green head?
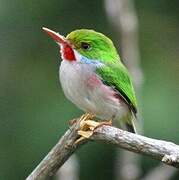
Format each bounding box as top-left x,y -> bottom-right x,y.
43,27 -> 119,63
66,29 -> 119,62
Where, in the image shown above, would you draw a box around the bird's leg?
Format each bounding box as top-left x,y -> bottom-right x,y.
80,112 -> 95,121
69,113 -> 94,127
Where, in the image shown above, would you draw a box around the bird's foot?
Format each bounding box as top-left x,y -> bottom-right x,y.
75,117 -> 112,144
75,113 -> 96,144
94,119 -> 112,129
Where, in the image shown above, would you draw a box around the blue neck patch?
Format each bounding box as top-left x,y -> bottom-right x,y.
80,55 -> 103,67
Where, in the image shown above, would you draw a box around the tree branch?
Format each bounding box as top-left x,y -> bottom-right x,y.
26,120 -> 179,180
92,126 -> 179,168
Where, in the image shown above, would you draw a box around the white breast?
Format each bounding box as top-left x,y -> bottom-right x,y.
59,60 -> 96,112
59,60 -> 129,120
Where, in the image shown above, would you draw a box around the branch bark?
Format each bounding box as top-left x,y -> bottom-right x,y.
92,126 -> 179,168
26,120 -> 179,180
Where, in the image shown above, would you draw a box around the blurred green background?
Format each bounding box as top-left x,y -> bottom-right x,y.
0,0 -> 179,179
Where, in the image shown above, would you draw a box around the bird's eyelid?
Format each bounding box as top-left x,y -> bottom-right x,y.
81,42 -> 91,50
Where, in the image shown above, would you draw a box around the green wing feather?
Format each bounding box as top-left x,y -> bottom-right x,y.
96,62 -> 137,114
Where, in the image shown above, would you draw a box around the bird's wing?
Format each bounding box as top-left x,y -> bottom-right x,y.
96,62 -> 137,114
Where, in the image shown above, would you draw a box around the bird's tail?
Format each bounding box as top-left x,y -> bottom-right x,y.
125,122 -> 137,133
120,112 -> 138,134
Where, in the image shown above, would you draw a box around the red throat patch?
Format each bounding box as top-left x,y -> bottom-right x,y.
62,44 -> 76,61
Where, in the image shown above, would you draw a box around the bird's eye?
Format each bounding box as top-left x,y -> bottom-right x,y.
81,42 -> 91,50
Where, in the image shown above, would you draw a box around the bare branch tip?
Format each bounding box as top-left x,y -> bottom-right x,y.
162,154 -> 178,164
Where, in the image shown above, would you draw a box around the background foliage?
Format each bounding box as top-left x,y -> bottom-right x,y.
0,0 -> 179,179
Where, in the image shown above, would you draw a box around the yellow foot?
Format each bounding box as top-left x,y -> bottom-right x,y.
75,118 -> 112,144
74,113 -> 95,144
75,120 -> 99,144
94,119 -> 112,129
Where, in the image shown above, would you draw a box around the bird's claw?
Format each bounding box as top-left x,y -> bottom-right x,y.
74,113 -> 96,144
75,120 -> 98,144
75,114 -> 112,144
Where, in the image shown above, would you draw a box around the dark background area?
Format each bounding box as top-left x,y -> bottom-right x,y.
0,0 -> 179,179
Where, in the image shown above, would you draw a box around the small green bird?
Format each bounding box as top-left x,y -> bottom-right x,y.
43,27 -> 138,134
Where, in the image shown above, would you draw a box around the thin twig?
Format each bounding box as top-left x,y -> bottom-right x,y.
26,122 -> 179,180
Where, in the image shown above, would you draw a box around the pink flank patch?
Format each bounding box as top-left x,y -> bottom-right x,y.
87,74 -> 102,88
101,84 -> 119,102
87,74 -> 119,103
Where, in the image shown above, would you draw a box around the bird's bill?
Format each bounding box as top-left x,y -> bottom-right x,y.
42,27 -> 67,45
